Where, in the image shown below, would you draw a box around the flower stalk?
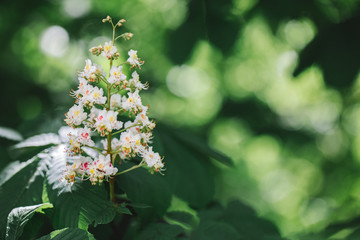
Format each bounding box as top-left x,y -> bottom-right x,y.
63,16 -> 165,204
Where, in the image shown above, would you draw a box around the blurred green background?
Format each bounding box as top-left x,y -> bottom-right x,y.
0,0 -> 360,238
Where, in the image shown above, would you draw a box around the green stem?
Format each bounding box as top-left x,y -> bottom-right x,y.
109,177 -> 116,204
115,162 -> 145,176
87,145 -> 107,152
108,22 -> 117,204
112,123 -> 142,136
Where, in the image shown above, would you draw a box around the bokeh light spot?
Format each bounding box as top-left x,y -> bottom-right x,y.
166,65 -> 205,98
62,0 -> 91,18
40,26 -> 69,57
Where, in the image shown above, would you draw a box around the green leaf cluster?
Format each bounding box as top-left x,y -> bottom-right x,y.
0,124 -> 286,239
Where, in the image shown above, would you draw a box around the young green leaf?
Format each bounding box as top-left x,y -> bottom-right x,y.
0,126 -> 23,141
165,211 -> 198,230
12,133 -> 61,149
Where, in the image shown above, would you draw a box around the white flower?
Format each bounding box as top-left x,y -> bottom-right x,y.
65,104 -> 87,127
101,41 -> 118,60
67,126 -> 95,155
119,130 -> 142,155
94,109 -> 123,136
125,119 -> 153,144
127,49 -> 143,68
91,86 -> 107,105
68,134 -> 81,154
78,126 -> 94,144
72,84 -> 106,107
121,90 -> 143,112
64,156 -> 92,183
134,106 -> 155,130
77,77 -> 88,89
79,59 -> 104,82
87,155 -> 118,184
94,154 -> 118,175
108,66 -> 127,85
126,71 -> 148,91
81,59 -> 96,79
141,147 -> 164,171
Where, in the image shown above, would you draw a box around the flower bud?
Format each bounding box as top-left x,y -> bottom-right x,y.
117,19 -> 125,27
120,32 -> 134,41
89,44 -> 104,56
89,46 -> 97,53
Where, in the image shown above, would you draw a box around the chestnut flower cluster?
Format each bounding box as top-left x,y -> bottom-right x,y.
63,16 -> 164,185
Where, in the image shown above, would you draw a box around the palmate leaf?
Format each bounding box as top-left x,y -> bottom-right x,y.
36,228 -> 95,240
48,183 -> 116,230
45,145 -> 117,230
5,203 -> 53,240
0,153 -> 49,239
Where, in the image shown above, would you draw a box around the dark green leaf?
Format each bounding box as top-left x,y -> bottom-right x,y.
190,221 -> 240,240
195,201 -> 283,240
136,222 -> 185,240
93,205 -> 117,227
57,188 -> 114,229
44,145 -> 116,230
116,205 -> 132,215
36,228 -> 95,240
48,181 -> 115,230
116,166 -> 171,221
166,126 -> 233,167
0,153 -> 49,238
6,203 -> 53,240
158,131 -> 215,208
126,202 -> 152,209
222,201 -> 282,239
19,211 -> 53,240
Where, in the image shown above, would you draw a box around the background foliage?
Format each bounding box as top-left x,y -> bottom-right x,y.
0,0 -> 360,239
